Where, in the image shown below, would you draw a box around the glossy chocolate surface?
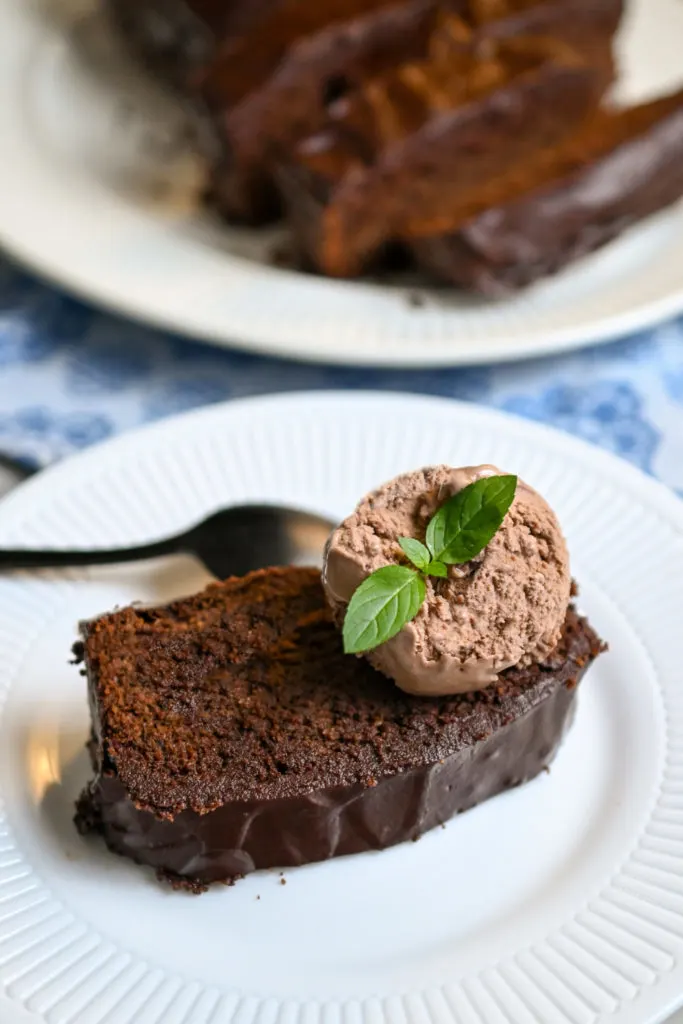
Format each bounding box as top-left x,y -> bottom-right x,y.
79,673 -> 578,889
413,88 -> 683,295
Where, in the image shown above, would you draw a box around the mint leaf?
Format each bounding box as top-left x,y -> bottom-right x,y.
425,560 -> 448,578
343,565 -> 426,655
426,475 -> 517,565
399,537 -> 431,571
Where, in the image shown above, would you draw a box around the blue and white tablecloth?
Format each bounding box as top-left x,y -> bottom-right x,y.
2,256 -> 683,495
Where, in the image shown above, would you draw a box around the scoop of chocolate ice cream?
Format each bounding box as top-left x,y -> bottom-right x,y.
323,465 -> 571,696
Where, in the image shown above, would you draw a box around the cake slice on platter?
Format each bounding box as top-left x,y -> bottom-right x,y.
75,467 -> 605,892
200,0 -> 622,223
411,87 -> 683,295
276,31 -> 605,276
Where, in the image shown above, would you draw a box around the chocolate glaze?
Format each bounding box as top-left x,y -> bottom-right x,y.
74,568 -> 603,892
412,87 -> 683,295
78,678 -> 576,890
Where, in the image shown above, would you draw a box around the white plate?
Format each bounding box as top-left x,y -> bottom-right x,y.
0,391 -> 681,1024
1,0 -> 683,366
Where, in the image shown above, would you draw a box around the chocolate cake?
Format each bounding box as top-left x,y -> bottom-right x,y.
75,566 -> 604,892
201,0 -> 621,224
277,33 -> 604,276
412,86 -> 683,294
109,0 -> 679,294
203,0 -> 441,224
108,0 -> 622,226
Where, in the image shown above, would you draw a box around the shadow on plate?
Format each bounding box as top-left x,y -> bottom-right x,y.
35,729 -> 180,894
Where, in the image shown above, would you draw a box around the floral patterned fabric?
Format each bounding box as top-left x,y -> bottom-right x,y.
2,257 -> 683,496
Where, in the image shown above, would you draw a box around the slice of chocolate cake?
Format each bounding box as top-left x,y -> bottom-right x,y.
203,0 -> 622,225
411,87 -> 683,295
108,0 -> 621,226
75,566 -> 604,892
277,33 -> 604,277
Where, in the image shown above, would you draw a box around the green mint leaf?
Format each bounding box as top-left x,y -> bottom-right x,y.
425,560 -> 448,578
343,565 -> 426,655
426,475 -> 517,565
398,537 -> 431,571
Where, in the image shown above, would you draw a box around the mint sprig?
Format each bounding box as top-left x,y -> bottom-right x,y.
342,566 -> 425,655
398,538 -> 431,571
343,474 -> 517,655
426,474 -> 518,564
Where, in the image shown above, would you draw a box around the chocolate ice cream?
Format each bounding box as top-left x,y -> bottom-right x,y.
323,465 -> 571,696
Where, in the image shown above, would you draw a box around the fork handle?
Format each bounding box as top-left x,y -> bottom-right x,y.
0,536 -> 181,570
